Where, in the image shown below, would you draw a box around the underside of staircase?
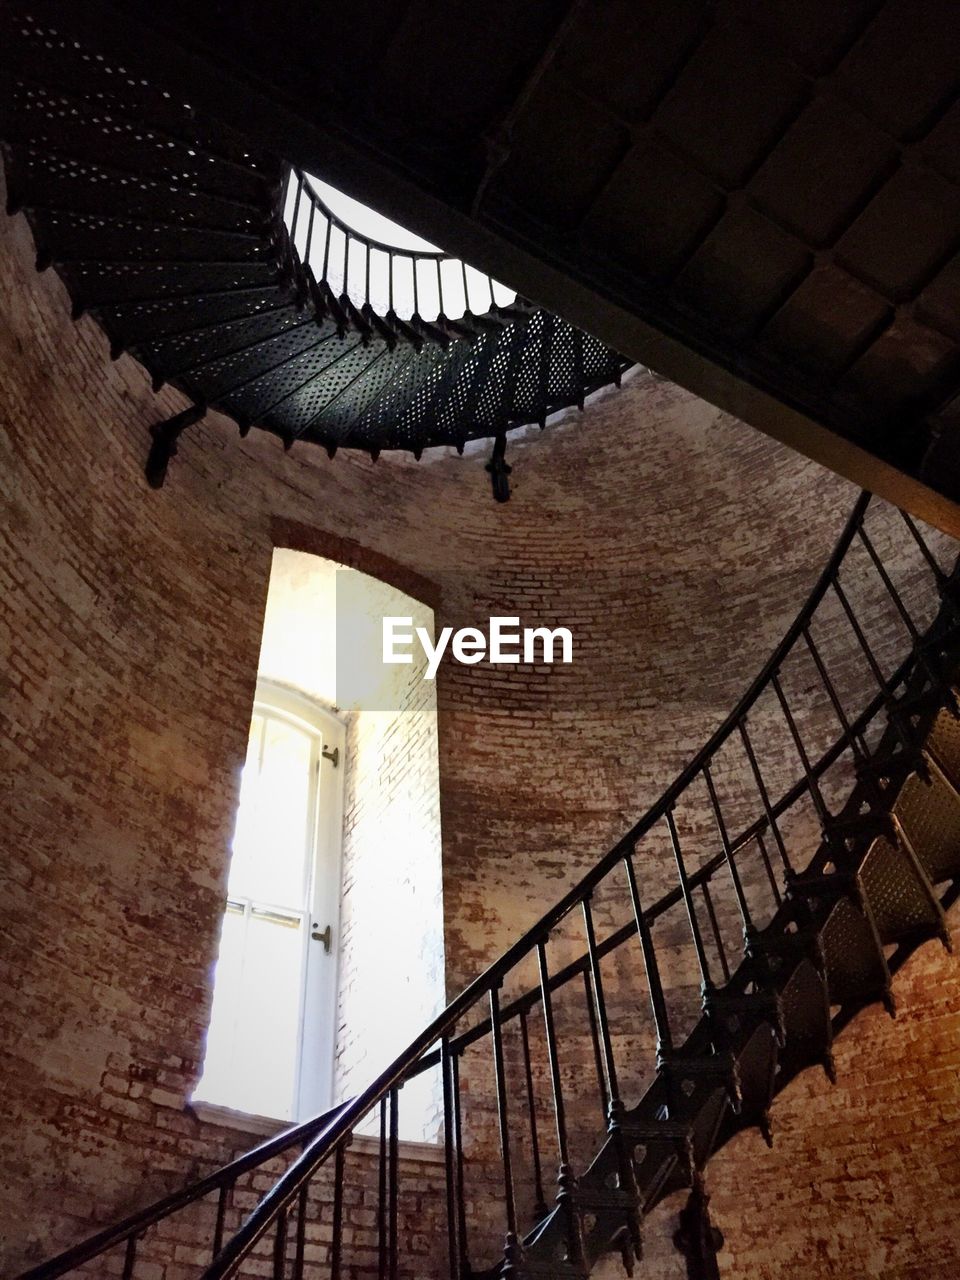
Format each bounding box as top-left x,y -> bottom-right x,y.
17,497 -> 960,1280
0,1 -> 629,486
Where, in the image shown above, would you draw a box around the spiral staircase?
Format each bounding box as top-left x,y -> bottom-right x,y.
14,486 -> 960,1280
0,1 -> 629,497
5,5 -> 960,1279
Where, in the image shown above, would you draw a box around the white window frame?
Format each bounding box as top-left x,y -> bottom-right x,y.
196,679 -> 345,1123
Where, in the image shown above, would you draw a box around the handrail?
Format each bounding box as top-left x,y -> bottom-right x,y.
23,488 -> 951,1280
296,171 -> 449,264
19,1101 -> 349,1280
201,493 -> 880,1277
286,168 -> 518,323
407,636 -> 918,1075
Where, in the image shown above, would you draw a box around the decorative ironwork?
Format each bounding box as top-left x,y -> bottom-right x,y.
18,494 -> 960,1280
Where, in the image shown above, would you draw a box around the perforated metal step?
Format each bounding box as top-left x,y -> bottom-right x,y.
0,0 -> 631,470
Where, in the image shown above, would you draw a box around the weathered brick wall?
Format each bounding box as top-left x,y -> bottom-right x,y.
710,935 -> 960,1280
2,166 -> 960,1280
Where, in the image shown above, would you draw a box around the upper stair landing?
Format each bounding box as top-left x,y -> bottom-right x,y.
0,2 -> 629,482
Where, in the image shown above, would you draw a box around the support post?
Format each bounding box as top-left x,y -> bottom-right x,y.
673,1177 -> 723,1280
486,432 -> 512,502
146,404 -> 206,488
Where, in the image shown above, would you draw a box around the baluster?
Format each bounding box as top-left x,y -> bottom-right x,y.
834,575 -> 944,757
389,1088 -> 399,1280
330,1144 -> 345,1280
857,522 -> 923,644
122,1234 -> 137,1280
436,258 -> 445,320
460,260 -> 470,315
388,251 -> 395,315
293,1181 -> 307,1280
832,578 -> 895,694
582,897 -> 641,1259
774,662 -> 893,1014
803,624 -> 901,803
378,1097 -> 388,1280
756,832 -> 783,908
665,808 -> 713,991
212,1182 -> 229,1258
442,1035 -> 462,1279
899,509 -> 950,591
858,521 -> 956,699
305,196 -> 317,273
623,850 -> 674,1059
321,214 -> 333,285
412,257 -> 421,319
536,951 -> 569,1151
703,763 -> 753,939
519,1010 -> 548,1220
582,897 -> 620,1106
451,1050 -> 470,1280
343,234 -> 351,302
582,967 -> 609,1121
738,719 -> 794,878
770,671 -> 832,833
290,172 -> 304,253
273,1207 -> 287,1280
537,940 -> 583,1264
700,881 -> 731,982
365,243 -> 372,309
486,275 -> 496,311
490,984 -> 523,1274
804,626 -> 869,759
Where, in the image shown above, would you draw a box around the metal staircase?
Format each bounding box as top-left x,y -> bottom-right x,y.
0,2 -> 629,492
5,5 -> 960,1277
17,495 -> 960,1279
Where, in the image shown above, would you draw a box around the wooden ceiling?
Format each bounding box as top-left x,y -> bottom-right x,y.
36,0 -> 960,529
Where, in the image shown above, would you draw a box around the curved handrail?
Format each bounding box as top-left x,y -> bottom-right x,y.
22,488 -> 955,1280
285,168 -> 518,323
411,631 -> 918,1073
297,172 -> 449,263
202,492 -> 904,1278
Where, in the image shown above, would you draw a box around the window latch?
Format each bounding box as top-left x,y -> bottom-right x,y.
311,924 -> 332,953
321,745 -> 339,768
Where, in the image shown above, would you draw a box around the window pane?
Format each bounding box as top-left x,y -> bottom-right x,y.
196,907 -> 304,1119
194,905 -> 246,1109
228,713 -> 314,907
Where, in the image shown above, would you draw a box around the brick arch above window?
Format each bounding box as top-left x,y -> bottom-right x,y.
270,517 -> 442,614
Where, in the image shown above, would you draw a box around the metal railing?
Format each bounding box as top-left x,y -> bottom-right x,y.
21,493 -> 960,1280
18,1102 -> 348,1280
283,170 -> 517,325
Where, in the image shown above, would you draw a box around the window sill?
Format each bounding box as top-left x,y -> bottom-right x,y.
190,1099 -> 294,1139
189,1100 -> 444,1164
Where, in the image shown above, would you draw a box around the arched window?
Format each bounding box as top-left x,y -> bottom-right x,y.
195,681 -> 344,1122
195,545 -> 444,1139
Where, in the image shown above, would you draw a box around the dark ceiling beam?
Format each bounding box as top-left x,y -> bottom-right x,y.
78,0 -> 960,537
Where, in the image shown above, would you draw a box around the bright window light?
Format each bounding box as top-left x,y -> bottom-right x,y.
196,701 -> 341,1121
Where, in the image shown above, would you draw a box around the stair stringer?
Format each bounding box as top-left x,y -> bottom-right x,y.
489,629 -> 960,1279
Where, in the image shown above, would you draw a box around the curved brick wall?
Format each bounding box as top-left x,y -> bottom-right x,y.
2,172 -> 959,1280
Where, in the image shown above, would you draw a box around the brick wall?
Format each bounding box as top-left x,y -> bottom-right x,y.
2,167 -> 960,1280
334,571 -> 444,1140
